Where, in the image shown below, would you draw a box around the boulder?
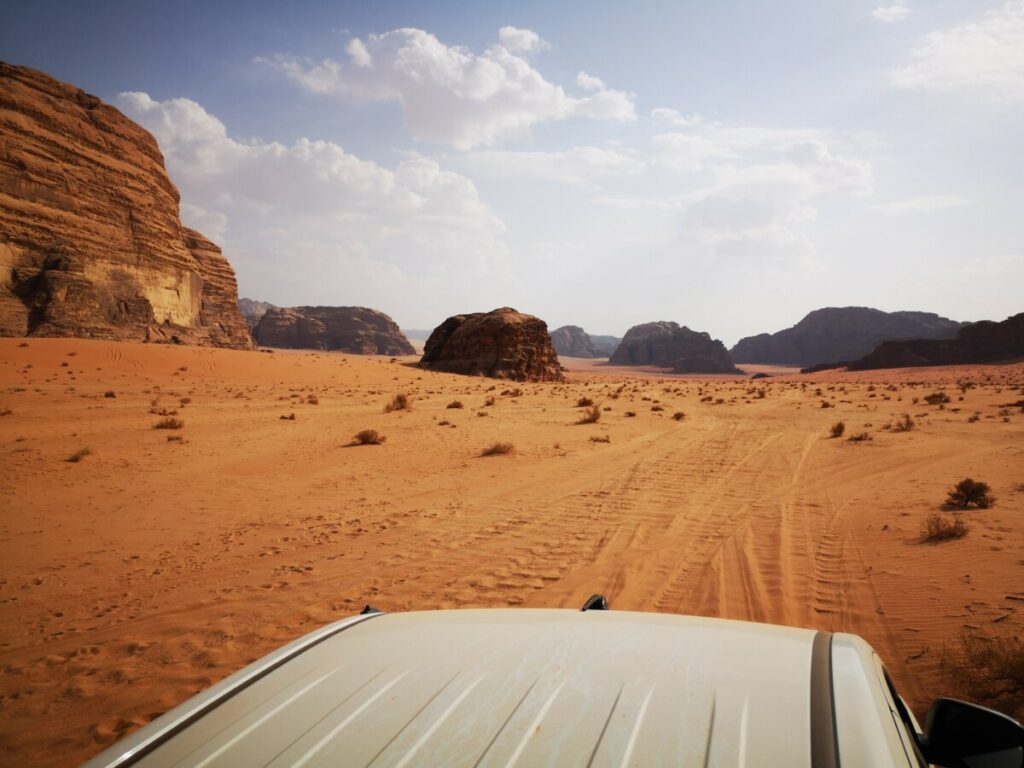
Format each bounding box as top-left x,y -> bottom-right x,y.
731,307 -> 962,367
0,62 -> 252,348
254,306 -> 414,355
611,321 -> 739,374
420,307 -> 563,381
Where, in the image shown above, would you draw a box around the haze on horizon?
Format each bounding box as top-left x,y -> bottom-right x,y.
3,0 -> 1022,346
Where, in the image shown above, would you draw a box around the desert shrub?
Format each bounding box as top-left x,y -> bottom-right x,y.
307,395 -> 319,405
279,413 -> 295,421
946,478 -> 995,509
447,400 -> 464,409
590,435 -> 611,443
847,432 -> 873,442
625,411 -> 637,417
154,417 -> 184,430
481,441 -> 514,456
924,391 -> 951,405
576,396 -> 594,407
484,396 -> 496,407
944,633 -> 1024,719
578,403 -> 602,424
892,414 -> 915,432
756,389 -> 766,399
65,448 -> 92,463
104,391 -> 116,398
650,404 -> 664,412
967,412 -> 980,423
353,429 -> 386,445
820,400 -> 833,409
672,411 -> 686,421
921,513 -> 969,542
0,408 -> 12,416
384,393 -> 410,412
830,421 -> 845,438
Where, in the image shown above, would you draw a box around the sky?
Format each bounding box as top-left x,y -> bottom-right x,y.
2,0 -> 1022,345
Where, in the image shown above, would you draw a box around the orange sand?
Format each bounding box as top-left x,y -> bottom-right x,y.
1,338 -> 1022,766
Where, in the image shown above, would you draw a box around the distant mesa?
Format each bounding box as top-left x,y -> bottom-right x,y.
846,312 -> 1024,370
253,306 -> 414,355
238,298 -> 276,328
420,307 -> 563,382
731,307 -> 962,368
611,321 -> 739,374
401,329 -> 434,342
0,62 -> 252,349
550,325 -> 620,359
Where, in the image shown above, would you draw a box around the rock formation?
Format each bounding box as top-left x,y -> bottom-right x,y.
420,307 -> 563,381
847,312 -> 1023,370
238,298 -> 275,328
0,62 -> 252,348
730,307 -> 961,368
550,325 -> 604,358
590,334 -> 622,357
611,321 -> 739,374
253,306 -> 414,355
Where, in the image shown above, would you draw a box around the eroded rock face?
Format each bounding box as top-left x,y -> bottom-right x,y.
0,62 -> 252,348
254,306 -> 414,355
731,307 -> 962,367
550,325 -> 602,358
421,307 -> 563,381
238,298 -> 276,328
611,321 -> 739,373
848,312 -> 1023,370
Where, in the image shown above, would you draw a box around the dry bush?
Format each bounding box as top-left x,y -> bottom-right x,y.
892,414 -> 915,432
307,395 -> 319,405
830,421 -> 845,438
944,633 -> 1024,719
154,417 -> 184,430
590,435 -> 611,443
672,411 -> 686,421
384,393 -> 410,412
820,400 -> 833,409
279,413 -> 296,421
946,478 -> 995,509
650,404 -> 664,412
576,396 -> 594,407
65,448 -> 92,463
103,391 -> 116,398
484,396 -> 496,407
353,429 -> 386,445
447,400 -> 464,409
578,403 -> 602,424
847,432 -> 873,442
625,411 -> 637,418
481,441 -> 514,456
924,391 -> 951,405
921,513 -> 969,542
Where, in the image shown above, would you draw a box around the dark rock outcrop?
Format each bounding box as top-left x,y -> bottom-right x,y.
611,322 -> 739,373
254,306 -> 414,354
420,307 -> 563,381
239,298 -> 275,328
590,334 -> 622,357
730,307 -> 961,367
0,62 -> 252,348
550,325 -> 603,358
848,312 -> 1024,370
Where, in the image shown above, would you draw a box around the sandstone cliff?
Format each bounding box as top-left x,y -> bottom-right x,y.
611,321 -> 739,374
550,325 -> 604,358
421,307 -> 563,381
0,62 -> 252,348
847,312 -> 1023,370
254,306 -> 414,355
239,298 -> 276,328
730,307 -> 961,367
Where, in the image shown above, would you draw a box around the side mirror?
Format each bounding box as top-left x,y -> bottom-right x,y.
922,697 -> 1024,768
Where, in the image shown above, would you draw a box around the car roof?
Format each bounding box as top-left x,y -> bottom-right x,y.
88,609 -> 829,767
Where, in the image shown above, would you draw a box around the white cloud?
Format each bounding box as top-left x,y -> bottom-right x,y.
576,71 -> 605,91
871,4 -> 910,23
465,145 -> 646,184
871,195 -> 971,215
497,26 -> 544,53
650,107 -> 704,128
118,92 -> 513,314
261,27 -> 636,149
891,1 -> 1024,99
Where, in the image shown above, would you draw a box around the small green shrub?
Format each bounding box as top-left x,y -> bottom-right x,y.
946,478 -> 995,509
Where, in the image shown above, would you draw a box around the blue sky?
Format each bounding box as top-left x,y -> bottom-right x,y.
3,0 -> 1022,343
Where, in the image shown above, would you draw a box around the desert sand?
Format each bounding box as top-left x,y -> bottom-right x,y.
1,338 -> 1022,766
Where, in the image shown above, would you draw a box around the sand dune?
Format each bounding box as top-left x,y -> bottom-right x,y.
1,338 -> 1022,766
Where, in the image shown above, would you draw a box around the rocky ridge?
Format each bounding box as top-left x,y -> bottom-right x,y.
611,321 -> 739,374
254,306 -> 414,354
421,307 -> 563,381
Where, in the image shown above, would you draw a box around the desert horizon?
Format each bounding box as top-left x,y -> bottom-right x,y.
1,337 -> 1022,765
